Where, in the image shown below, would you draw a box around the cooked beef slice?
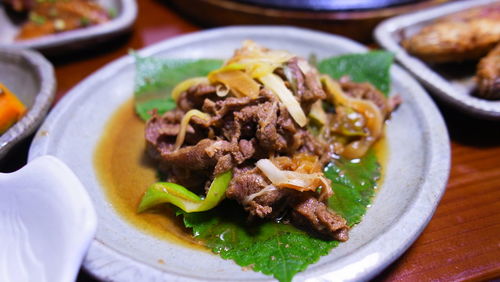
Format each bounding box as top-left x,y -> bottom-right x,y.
178,83 -> 217,112
284,58 -> 326,111
227,167 -> 348,240
339,77 -> 401,118
227,167 -> 288,218
290,193 -> 349,241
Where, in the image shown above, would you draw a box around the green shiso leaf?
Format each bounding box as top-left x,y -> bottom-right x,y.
318,51 -> 394,96
134,56 -> 223,120
180,150 -> 379,282
134,51 -> 389,281
181,202 -> 339,282
325,150 -> 380,225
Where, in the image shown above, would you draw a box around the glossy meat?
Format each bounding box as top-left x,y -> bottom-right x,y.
402,4 -> 500,63
476,43 -> 500,99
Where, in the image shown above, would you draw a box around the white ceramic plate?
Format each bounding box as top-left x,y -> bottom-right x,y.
374,0 -> 500,120
0,0 -> 137,55
28,26 -> 450,281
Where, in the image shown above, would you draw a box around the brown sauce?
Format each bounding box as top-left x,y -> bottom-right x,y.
94,99 -> 205,250
94,98 -> 388,247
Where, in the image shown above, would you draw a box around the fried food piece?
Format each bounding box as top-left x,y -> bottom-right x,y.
16,0 -> 110,40
476,43 -> 500,99
402,4 -> 500,63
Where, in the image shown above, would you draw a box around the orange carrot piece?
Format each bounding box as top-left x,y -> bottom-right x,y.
0,83 -> 27,134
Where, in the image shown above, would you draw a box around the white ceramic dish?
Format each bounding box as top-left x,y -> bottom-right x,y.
374,0 -> 500,120
0,0 -> 137,54
0,155 -> 97,282
28,26 -> 450,281
0,47 -> 55,159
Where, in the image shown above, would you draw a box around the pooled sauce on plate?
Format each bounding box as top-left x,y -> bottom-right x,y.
94,99 -> 205,250
94,98 -> 388,248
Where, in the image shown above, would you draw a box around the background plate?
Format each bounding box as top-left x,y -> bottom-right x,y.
28,26 -> 450,281
0,0 -> 137,55
375,0 -> 500,120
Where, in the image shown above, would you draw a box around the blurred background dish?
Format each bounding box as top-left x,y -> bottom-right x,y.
167,0 -> 451,42
0,0 -> 137,56
0,155 -> 97,282
375,0 -> 500,120
234,0 -> 432,11
0,47 -> 55,159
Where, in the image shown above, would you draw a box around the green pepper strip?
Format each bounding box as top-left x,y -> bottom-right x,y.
137,170 -> 232,213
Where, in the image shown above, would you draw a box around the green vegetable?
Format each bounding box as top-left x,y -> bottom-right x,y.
80,17 -> 90,27
107,7 -> 118,18
182,203 -> 338,282
134,56 -> 222,120
318,51 -> 394,96
181,150 -> 379,282
138,171 -> 232,213
133,52 -> 389,281
29,12 -> 46,25
325,150 -> 380,225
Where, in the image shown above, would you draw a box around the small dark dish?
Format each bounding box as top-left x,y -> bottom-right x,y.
0,0 -> 137,55
0,48 -> 55,159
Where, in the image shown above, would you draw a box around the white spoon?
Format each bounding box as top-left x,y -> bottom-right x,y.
0,155 -> 97,282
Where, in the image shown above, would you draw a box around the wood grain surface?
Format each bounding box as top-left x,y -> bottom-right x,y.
1,0 -> 499,281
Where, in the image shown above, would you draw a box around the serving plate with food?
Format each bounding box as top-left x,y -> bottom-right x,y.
29,26 -> 450,281
0,47 -> 55,159
0,0 -> 137,54
375,0 -> 500,120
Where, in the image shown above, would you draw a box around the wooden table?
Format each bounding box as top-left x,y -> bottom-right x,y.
2,0 -> 499,281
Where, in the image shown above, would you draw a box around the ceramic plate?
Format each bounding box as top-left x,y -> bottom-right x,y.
374,0 -> 500,120
0,0 -> 137,55
28,26 -> 450,281
0,47 -> 55,159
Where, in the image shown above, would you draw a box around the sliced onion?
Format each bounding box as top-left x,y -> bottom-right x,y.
209,69 -> 260,99
259,74 -> 307,127
226,40 -> 295,78
256,159 -> 331,197
243,185 -> 277,205
215,84 -> 230,97
174,109 -> 211,150
297,58 -> 313,75
171,77 -> 209,101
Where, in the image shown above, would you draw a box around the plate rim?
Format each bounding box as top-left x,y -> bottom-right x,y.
374,0 -> 500,120
28,26 -> 451,281
0,0 -> 137,51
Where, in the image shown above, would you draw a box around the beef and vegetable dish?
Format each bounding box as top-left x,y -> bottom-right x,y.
5,0 -> 111,40
138,41 -> 400,242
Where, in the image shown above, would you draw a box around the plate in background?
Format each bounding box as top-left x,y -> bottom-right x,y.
375,0 -> 500,120
0,0 -> 137,55
0,48 -> 55,159
233,0 -> 427,11
28,26 -> 450,281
